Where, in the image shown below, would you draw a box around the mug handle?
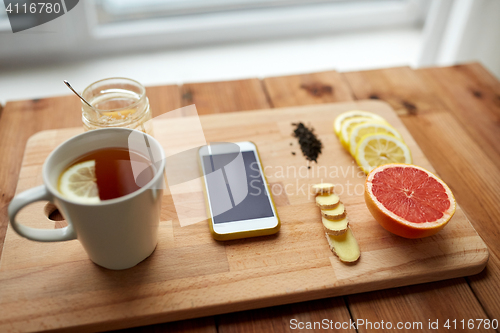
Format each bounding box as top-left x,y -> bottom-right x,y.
8,185 -> 77,242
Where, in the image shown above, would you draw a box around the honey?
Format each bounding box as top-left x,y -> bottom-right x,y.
81,78 -> 153,135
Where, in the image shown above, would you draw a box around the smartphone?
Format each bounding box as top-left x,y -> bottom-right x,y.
199,141 -> 280,241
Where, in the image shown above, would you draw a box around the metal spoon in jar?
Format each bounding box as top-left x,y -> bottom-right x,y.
63,80 -> 94,109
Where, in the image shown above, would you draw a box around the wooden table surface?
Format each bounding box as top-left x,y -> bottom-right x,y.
0,62 -> 499,332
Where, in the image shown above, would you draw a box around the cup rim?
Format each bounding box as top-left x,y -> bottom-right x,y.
81,77 -> 146,113
43,128 -> 166,206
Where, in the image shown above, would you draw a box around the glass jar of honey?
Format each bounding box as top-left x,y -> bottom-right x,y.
81,78 -> 153,135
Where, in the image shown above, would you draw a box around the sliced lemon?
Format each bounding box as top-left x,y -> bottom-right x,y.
348,121 -> 402,156
340,116 -> 384,150
59,160 -> 101,204
333,110 -> 386,137
355,134 -> 412,174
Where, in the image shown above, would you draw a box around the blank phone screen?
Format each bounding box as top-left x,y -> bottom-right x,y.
202,151 -> 274,224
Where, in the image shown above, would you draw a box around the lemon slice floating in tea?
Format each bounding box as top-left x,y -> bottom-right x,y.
59,160 -> 101,204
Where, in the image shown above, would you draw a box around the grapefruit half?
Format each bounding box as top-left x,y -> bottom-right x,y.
365,164 -> 456,238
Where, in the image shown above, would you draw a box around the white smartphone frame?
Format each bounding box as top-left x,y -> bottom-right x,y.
199,141 -> 279,236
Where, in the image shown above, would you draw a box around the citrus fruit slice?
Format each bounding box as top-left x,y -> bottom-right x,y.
338,116 -> 375,149
348,121 -> 402,156
365,164 -> 456,238
355,133 -> 412,174
59,160 -> 101,204
333,110 -> 385,137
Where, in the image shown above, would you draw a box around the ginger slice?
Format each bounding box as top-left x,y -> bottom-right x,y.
321,202 -> 346,221
322,216 -> 349,235
312,183 -> 335,195
316,193 -> 340,209
326,228 -> 360,263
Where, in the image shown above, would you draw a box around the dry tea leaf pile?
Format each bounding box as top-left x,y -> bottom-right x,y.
292,122 -> 323,163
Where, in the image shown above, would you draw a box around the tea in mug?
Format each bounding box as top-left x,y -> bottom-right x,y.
58,147 -> 155,203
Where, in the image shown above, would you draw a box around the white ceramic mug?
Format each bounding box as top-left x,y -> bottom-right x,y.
8,128 -> 166,270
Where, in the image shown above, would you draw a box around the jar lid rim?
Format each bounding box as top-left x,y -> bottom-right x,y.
82,77 -> 146,113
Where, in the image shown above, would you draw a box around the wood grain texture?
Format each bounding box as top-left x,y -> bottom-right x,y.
257,71 -> 359,333
180,79 -> 270,115
210,71 -> 356,333
263,70 -> 354,107
0,101 -> 488,332
348,279 -> 493,333
416,65 -> 500,167
0,86 -> 215,333
0,95 -> 81,260
413,66 -> 500,320
340,66 -> 447,116
115,316 -> 217,333
343,64 -> 499,324
263,66 -> 494,333
1,64 -> 498,333
468,254 -> 500,321
146,84 -> 182,117
218,298 -> 354,333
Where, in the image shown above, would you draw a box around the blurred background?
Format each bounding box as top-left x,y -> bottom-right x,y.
1,0 -> 499,104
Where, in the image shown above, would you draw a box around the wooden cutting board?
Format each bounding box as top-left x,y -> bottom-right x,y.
0,101 -> 488,332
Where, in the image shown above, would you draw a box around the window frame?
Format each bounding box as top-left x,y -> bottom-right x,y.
0,0 -> 430,65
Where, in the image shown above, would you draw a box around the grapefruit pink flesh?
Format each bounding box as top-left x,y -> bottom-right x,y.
371,166 -> 451,223
365,164 -> 456,238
